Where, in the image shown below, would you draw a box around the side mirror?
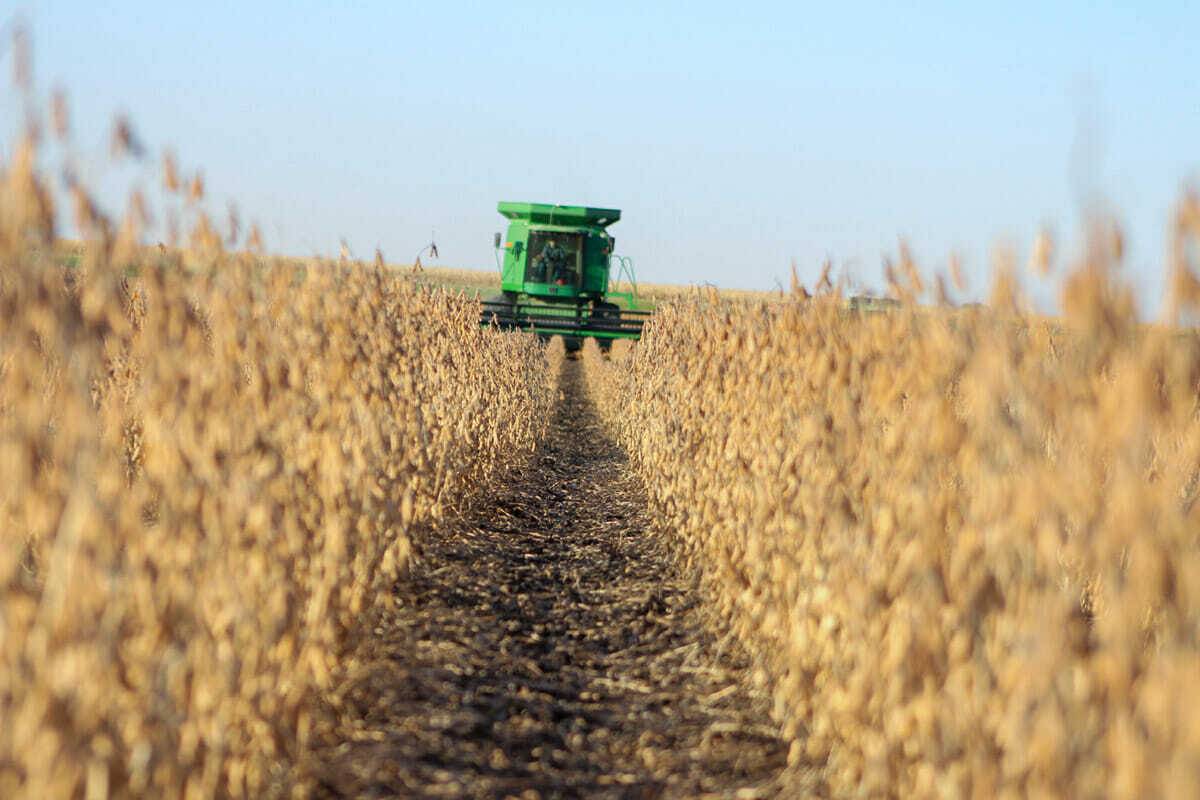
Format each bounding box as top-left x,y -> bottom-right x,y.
493,232 -> 502,249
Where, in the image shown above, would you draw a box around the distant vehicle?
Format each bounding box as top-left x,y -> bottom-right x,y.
480,202 -> 650,349
846,295 -> 902,312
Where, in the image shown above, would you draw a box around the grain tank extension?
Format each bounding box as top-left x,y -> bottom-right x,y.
480,202 -> 650,349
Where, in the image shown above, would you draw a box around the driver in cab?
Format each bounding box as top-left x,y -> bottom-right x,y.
536,240 -> 572,285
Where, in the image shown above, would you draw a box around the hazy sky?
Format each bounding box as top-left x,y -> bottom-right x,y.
5,1 -> 1199,311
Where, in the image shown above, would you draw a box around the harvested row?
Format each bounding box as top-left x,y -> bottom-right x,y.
0,144 -> 557,797
310,357 -> 792,799
583,248 -> 1200,797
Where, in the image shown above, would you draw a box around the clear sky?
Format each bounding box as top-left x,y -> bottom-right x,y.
5,1 -> 1199,312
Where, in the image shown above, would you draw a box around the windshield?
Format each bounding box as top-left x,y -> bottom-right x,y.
527,231 -> 583,286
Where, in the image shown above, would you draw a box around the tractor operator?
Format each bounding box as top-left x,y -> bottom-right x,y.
536,239 -> 572,285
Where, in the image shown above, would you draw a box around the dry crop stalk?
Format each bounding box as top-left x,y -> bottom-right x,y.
0,118 -> 558,797
583,234 -> 1200,798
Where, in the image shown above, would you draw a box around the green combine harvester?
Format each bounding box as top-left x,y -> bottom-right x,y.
480,201 -> 651,349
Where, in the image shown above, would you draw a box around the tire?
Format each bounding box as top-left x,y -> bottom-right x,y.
591,301 -> 621,332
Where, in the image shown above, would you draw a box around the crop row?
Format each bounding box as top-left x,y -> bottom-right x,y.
0,138 -> 559,796
584,241 -> 1200,797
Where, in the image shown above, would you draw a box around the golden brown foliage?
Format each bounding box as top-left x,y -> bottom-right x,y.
0,141 -> 556,796
584,226 -> 1200,797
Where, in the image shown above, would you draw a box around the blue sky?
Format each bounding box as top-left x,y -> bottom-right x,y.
5,1 -> 1199,312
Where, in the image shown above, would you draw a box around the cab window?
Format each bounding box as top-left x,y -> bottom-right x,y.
527,232 -> 583,286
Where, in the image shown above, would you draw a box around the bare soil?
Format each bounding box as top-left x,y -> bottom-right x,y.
312,360 -> 790,798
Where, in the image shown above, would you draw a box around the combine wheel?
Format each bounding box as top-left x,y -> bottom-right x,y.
589,301 -> 623,349
591,301 -> 621,328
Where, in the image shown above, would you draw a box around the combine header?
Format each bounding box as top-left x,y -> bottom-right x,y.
480,202 -> 651,349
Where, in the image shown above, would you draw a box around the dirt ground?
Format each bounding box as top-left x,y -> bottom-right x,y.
312,360 -> 798,799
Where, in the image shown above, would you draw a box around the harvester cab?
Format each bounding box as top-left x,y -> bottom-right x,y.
480,202 -> 650,349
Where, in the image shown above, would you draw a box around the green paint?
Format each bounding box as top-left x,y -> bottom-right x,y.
485,201 -> 649,343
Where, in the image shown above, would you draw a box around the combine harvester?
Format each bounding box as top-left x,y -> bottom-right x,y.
480,202 -> 651,349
